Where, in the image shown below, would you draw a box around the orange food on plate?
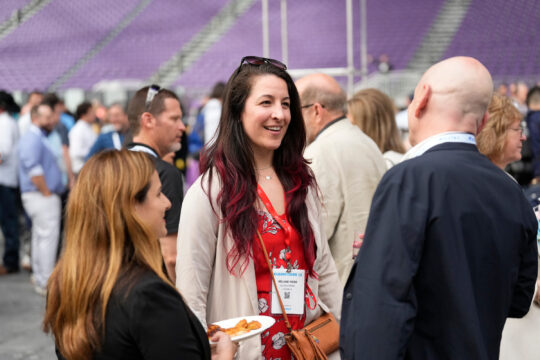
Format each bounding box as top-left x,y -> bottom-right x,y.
207,319 -> 263,339
207,324 -> 223,338
224,327 -> 249,337
247,321 -> 262,330
235,319 -> 247,328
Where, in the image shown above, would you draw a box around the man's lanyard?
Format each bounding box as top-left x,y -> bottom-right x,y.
128,143 -> 159,158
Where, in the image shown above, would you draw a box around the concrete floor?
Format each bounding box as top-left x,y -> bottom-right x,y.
0,271 -> 56,360
0,223 -> 56,360
0,231 -> 539,359
500,301 -> 540,360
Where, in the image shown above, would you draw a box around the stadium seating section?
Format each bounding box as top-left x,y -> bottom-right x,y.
444,0 -> 540,79
0,0 -> 538,92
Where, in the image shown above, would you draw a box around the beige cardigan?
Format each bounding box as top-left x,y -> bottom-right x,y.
176,174 -> 343,360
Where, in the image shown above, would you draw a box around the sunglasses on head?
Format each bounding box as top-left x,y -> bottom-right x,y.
239,56 -> 287,71
145,84 -> 161,111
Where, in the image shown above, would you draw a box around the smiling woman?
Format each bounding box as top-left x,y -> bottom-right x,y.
477,93 -> 526,171
241,74 -> 291,161
176,57 -> 342,360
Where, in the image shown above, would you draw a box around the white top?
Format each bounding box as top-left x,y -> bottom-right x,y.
18,112 -> 31,136
0,112 -> 19,187
401,132 -> 476,162
202,98 -> 222,146
383,150 -> 404,169
304,119 -> 387,283
395,108 -> 409,130
68,120 -> 97,174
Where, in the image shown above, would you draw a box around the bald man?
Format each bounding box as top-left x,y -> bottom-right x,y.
296,74 -> 386,284
340,57 -> 538,360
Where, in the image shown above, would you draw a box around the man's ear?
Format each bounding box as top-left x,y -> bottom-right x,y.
140,112 -> 155,130
476,111 -> 489,134
414,84 -> 431,118
313,102 -> 325,123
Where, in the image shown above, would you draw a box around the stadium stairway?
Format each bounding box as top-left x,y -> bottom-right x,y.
0,0 -> 51,42
407,0 -> 472,71
48,0 -> 153,91
146,0 -> 255,87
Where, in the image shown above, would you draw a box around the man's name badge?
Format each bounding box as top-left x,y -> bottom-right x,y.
271,269 -> 305,315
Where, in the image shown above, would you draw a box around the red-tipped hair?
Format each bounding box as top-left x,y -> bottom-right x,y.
200,61 -> 318,276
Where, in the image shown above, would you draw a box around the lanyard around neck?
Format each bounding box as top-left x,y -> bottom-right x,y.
257,184 -> 292,237
129,144 -> 158,158
256,185 -> 317,309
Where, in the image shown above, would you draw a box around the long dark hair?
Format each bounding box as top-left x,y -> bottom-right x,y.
200,61 -> 317,276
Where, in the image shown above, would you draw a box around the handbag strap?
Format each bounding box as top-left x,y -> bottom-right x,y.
256,230 -> 293,333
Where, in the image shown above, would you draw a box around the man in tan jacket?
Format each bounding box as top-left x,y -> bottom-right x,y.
296,74 -> 386,283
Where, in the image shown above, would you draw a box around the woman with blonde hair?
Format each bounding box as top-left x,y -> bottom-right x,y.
43,150 -> 235,360
478,94 -> 540,360
347,88 -> 406,168
477,93 -> 526,171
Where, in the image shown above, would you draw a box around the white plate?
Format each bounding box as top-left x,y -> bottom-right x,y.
208,315 -> 275,344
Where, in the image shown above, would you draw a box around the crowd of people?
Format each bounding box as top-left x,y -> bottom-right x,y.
0,55 -> 540,360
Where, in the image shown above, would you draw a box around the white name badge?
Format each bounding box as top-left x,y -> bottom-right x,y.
271,269 -> 305,315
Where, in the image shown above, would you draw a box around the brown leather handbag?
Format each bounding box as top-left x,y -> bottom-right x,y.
257,231 -> 340,360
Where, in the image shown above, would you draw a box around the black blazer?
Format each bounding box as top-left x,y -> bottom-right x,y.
340,143 -> 538,360
57,268 -> 211,360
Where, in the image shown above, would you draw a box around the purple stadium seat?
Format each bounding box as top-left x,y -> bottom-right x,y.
0,0 -> 141,91
62,0 -> 228,90
7,0 -> 536,92
444,0 -> 540,78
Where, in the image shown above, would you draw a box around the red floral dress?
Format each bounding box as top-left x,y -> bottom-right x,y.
252,186 -> 308,360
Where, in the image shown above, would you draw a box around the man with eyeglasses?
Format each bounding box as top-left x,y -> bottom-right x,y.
126,85 -> 186,282
295,73 -> 386,284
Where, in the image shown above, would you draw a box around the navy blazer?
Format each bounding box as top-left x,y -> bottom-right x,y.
340,143 -> 538,360
86,131 -> 125,160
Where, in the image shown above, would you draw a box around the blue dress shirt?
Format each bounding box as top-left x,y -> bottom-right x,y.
18,125 -> 64,194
